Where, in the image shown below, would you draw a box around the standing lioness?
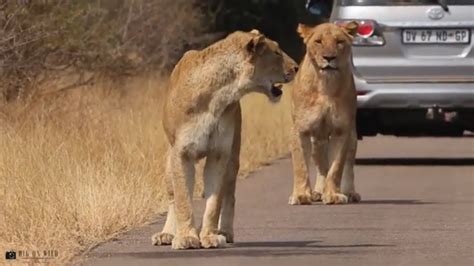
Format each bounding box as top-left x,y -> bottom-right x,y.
289,22 -> 361,205
153,30 -> 298,249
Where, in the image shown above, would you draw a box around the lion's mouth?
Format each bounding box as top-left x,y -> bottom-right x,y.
270,84 -> 283,98
321,65 -> 338,70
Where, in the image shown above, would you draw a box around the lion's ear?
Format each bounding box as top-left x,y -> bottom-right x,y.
250,29 -> 261,35
342,21 -> 359,37
297,23 -> 314,44
246,34 -> 266,55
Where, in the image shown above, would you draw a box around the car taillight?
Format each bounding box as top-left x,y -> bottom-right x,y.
357,21 -> 375,38
335,19 -> 385,46
357,90 -> 370,96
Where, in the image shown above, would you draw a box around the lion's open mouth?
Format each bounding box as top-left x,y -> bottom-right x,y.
270,84 -> 283,98
321,65 -> 338,70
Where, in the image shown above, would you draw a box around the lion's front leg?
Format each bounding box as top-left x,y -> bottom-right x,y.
218,106 -> 241,244
200,150 -> 229,248
322,134 -> 350,205
340,128 -> 361,203
289,129 -> 313,205
168,147 -> 200,250
312,137 -> 329,202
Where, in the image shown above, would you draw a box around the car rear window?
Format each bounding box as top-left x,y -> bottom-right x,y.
338,0 -> 472,6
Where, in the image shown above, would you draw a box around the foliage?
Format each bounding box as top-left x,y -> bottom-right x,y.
0,0 -> 216,101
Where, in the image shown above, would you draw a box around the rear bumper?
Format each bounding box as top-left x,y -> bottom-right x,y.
354,76 -> 474,136
356,108 -> 474,137
355,76 -> 474,109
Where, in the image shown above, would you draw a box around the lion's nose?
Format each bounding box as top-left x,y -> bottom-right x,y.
323,56 -> 336,62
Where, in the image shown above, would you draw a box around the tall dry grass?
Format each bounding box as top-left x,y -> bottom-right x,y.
0,77 -> 293,263
240,93 -> 293,176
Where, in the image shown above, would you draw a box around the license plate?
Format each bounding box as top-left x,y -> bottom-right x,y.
402,29 -> 470,44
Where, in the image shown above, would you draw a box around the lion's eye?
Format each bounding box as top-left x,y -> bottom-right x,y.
275,51 -> 282,56
315,39 -> 322,44
337,41 -> 346,48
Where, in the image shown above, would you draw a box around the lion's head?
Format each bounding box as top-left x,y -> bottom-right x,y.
242,30 -> 298,102
297,22 -> 358,73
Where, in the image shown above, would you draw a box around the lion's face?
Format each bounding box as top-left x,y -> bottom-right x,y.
244,30 -> 298,102
298,22 -> 358,73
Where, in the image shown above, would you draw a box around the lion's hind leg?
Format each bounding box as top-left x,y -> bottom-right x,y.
218,161 -> 237,244
152,203 -> 176,245
152,153 -> 176,246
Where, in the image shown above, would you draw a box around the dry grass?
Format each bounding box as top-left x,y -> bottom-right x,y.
240,92 -> 292,176
0,77 -> 292,263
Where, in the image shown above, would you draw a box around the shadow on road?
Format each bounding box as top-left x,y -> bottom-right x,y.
233,240 -> 321,248
356,158 -> 474,166
358,199 -> 434,205
112,241 -> 392,259
234,241 -> 392,249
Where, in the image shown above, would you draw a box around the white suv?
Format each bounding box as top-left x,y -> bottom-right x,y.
330,0 -> 474,137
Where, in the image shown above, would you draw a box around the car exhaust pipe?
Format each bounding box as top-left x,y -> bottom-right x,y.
426,106 -> 458,123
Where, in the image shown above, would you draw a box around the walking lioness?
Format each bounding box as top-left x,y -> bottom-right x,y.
288,22 -> 361,205
152,30 -> 298,249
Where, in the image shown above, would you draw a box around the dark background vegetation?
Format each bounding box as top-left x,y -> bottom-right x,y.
0,0 -> 330,102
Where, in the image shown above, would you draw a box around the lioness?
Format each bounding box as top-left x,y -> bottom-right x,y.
152,30 -> 298,249
288,22 -> 361,205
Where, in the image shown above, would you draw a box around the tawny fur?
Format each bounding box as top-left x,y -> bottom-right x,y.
152,30 -> 298,249
288,22 -> 361,206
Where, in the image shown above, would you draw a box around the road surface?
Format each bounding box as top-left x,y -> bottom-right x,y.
85,136 -> 474,266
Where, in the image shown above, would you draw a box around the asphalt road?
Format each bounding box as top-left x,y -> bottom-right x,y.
85,136 -> 474,266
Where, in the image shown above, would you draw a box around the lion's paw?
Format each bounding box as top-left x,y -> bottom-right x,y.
171,235 -> 201,250
288,193 -> 312,205
322,192 -> 348,205
218,230 -> 234,243
346,191 -> 361,203
151,232 -> 174,246
311,191 -> 323,202
200,234 -> 227,249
